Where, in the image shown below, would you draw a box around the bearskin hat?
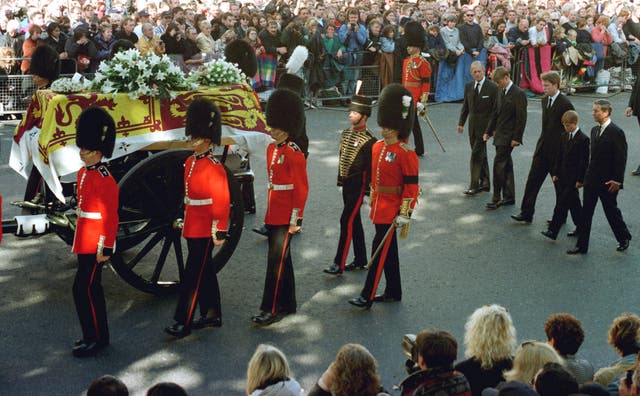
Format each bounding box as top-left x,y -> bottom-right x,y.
349,94 -> 372,117
276,73 -> 305,97
266,88 -> 304,139
76,107 -> 116,158
29,44 -> 60,82
404,21 -> 426,49
224,39 -> 258,77
185,97 -> 222,145
377,83 -> 415,140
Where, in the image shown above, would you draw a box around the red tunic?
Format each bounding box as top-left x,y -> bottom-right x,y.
402,54 -> 431,105
72,164 -> 119,255
370,140 -> 420,224
183,153 -> 231,239
265,141 -> 309,226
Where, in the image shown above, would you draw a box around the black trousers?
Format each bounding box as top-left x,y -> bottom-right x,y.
174,238 -> 221,326
548,181 -> 581,234
333,180 -> 368,269
492,145 -> 515,202
260,225 -> 296,314
577,184 -> 631,251
469,128 -> 490,189
73,254 -> 109,344
412,115 -> 425,156
361,224 -> 401,301
520,154 -> 560,219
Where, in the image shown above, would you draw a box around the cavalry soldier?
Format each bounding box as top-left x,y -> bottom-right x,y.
402,21 -> 430,157
252,88 -> 309,325
71,107 -> 118,357
324,93 -> 376,275
165,98 -> 230,338
349,84 -> 420,309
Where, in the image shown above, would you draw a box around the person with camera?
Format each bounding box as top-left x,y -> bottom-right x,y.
338,8 -> 367,97
136,22 -> 165,56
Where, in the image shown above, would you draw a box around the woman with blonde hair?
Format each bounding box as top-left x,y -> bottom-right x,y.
455,304 -> 516,395
246,344 -> 303,396
594,313 -> 640,387
503,341 -> 564,384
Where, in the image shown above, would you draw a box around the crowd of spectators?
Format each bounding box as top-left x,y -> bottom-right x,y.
84,307 -> 640,396
0,0 -> 637,109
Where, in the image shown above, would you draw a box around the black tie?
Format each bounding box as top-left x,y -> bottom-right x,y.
547,98 -> 552,109
475,83 -> 480,96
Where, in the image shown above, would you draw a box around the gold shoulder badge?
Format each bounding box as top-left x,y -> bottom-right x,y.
399,142 -> 411,152
288,141 -> 301,151
98,165 -> 111,177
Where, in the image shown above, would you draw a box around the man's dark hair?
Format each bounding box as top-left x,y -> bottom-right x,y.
415,328 -> 457,368
534,362 -> 578,396
544,313 -> 585,356
87,375 -> 129,396
147,382 -> 188,396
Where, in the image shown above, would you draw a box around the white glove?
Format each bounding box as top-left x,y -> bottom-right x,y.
417,102 -> 425,113
394,215 -> 411,226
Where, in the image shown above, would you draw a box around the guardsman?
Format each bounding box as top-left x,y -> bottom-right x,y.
165,98 -> 230,338
349,84 -> 420,309
402,21 -> 430,157
252,89 -> 309,326
324,93 -> 376,275
71,107 -> 118,357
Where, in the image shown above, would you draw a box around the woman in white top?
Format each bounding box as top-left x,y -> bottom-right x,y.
196,20 -> 216,55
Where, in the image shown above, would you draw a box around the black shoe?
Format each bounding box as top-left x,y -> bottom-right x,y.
632,165 -> 640,176
540,230 -> 557,240
373,294 -> 401,302
72,341 -> 106,358
485,201 -> 499,210
567,229 -> 578,237
344,261 -> 366,271
479,184 -> 490,192
191,316 -> 222,329
499,199 -> 515,206
323,263 -> 343,275
463,188 -> 479,195
567,246 -> 587,255
252,224 -> 268,237
511,213 -> 532,223
617,239 -> 630,251
251,311 -> 283,325
164,323 -> 191,338
348,296 -> 372,308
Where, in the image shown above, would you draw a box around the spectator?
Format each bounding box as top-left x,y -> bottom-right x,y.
507,19 -> 531,51
244,27 -> 265,88
436,14 -> 466,102
161,23 -> 184,55
196,20 -> 216,55
147,382 -> 188,396
590,16 -> 613,79
133,10 -> 151,39
0,46 -> 21,114
483,22 -> 512,70
246,344 -> 304,396
136,23 -> 164,56
321,24 -> 346,89
235,13 -> 251,39
544,313 -> 594,384
44,22 -> 68,58
87,375 -> 128,396
154,11 -> 173,36
594,313 -> 640,387
619,364 -> 640,396
94,24 -> 116,63
182,27 -> 205,70
455,304 -> 516,396
482,381 -> 538,396
379,24 -> 395,88
115,17 -> 139,45
21,24 -> 42,75
258,20 -> 285,90
215,29 -> 237,55
337,8 -> 367,96
533,362 -> 579,396
503,341 -> 564,385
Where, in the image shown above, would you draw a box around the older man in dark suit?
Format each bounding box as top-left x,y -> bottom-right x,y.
458,61 -> 500,195
568,100 -> 632,254
483,67 -> 527,210
512,71 -> 575,223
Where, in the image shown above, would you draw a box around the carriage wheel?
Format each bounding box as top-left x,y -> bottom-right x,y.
110,149 -> 244,296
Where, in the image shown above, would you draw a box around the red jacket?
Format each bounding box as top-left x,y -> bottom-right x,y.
72,164 -> 119,256
183,153 -> 230,239
403,54 -> 431,105
265,141 -> 309,226
370,140 -> 419,224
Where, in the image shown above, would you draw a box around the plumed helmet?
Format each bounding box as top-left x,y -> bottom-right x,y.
349,94 -> 372,117
224,39 -> 257,77
266,88 -> 304,139
29,44 -> 60,82
185,97 -> 222,145
377,83 -> 415,140
404,21 -> 426,49
276,73 -> 305,97
75,107 -> 116,158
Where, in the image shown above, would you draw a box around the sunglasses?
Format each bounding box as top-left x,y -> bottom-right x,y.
466,14 -> 475,17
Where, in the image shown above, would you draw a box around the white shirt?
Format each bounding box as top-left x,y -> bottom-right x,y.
547,91 -> 560,108
529,26 -> 548,45
504,80 -> 513,95
474,77 -> 485,92
599,118 -> 611,136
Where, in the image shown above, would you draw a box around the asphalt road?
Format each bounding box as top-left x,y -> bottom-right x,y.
1,91 -> 640,396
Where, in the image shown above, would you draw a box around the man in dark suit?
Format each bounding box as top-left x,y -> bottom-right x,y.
458,61 -> 500,195
512,71 -> 575,223
483,67 -> 527,210
568,100 -> 632,254
541,110 -> 589,240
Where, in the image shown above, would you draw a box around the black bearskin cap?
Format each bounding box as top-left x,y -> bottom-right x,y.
224,39 -> 258,77
349,94 -> 372,117
76,107 -> 116,158
29,44 -> 60,82
404,21 -> 426,49
185,97 -> 222,145
266,88 -> 304,138
276,73 -> 305,97
377,83 -> 415,140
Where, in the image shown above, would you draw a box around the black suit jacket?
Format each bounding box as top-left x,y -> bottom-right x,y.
486,84 -> 527,147
458,79 -> 500,137
552,129 -> 589,184
535,93 -> 574,161
584,122 -> 627,188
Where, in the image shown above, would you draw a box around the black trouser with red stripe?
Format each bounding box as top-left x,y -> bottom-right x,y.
360,224 -> 401,301
174,238 -> 221,326
333,180 -> 368,269
73,254 -> 109,344
260,225 -> 296,314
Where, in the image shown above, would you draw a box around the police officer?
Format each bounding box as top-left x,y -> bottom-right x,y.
324,94 -> 376,275
72,107 -> 118,357
165,98 -> 230,338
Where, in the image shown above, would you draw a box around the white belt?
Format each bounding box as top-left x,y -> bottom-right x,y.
268,183 -> 294,191
77,210 -> 102,219
184,197 -> 213,206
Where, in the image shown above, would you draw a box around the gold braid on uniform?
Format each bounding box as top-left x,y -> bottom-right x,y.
404,54 -> 427,85
338,128 -> 374,186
